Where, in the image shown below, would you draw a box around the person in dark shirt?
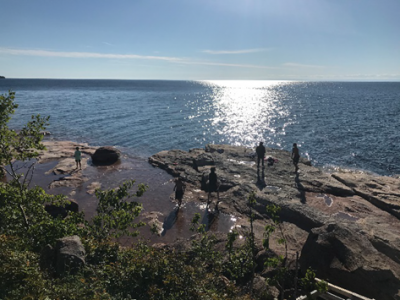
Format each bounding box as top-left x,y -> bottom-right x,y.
256,142 -> 266,168
173,177 -> 185,207
291,143 -> 300,173
208,167 -> 219,203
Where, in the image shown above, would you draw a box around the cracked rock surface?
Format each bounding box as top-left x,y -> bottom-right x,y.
149,143 -> 400,300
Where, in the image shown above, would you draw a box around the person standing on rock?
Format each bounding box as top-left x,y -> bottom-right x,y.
291,143 -> 300,173
208,167 -> 220,204
256,142 -> 266,168
74,146 -> 82,169
173,177 -> 185,207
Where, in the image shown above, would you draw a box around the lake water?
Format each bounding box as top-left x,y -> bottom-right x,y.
2,79 -> 399,176
2,79 -> 399,243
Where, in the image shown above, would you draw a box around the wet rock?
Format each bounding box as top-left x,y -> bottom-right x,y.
87,181 -> 101,195
92,146 -> 121,165
44,199 -> 79,218
49,175 -> 87,189
45,158 -> 84,175
38,141 -> 95,190
39,141 -> 96,163
143,211 -> 164,236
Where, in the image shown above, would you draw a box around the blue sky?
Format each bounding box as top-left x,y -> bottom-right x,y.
1,0 -> 399,80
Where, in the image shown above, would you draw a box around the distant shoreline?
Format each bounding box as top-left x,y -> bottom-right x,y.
1,78 -> 400,83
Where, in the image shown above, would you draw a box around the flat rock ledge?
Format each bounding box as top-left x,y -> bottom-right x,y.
149,144 -> 400,300
39,141 -> 97,190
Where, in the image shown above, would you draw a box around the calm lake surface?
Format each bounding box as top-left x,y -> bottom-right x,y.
2,79 -> 399,176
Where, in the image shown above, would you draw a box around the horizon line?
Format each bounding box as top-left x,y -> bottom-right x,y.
1,77 -> 399,82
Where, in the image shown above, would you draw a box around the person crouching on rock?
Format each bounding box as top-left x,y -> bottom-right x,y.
173,177 -> 185,207
208,167 -> 220,204
74,146 -> 82,169
291,143 -> 300,173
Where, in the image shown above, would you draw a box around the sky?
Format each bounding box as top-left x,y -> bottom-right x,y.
0,0 -> 399,81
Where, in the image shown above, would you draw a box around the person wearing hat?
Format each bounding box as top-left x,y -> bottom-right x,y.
256,142 -> 266,168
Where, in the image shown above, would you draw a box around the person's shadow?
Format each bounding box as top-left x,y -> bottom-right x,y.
202,206 -> 218,231
161,207 -> 181,236
256,167 -> 266,190
295,172 -> 306,204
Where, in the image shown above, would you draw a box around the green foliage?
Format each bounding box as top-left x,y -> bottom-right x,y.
189,213 -> 221,273
91,180 -> 147,241
225,232 -> 254,283
301,268 -> 328,297
0,175 -> 87,252
223,192 -> 257,287
0,91 -> 49,184
96,241 -> 242,300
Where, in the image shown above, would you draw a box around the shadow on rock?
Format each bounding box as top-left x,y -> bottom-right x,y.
162,207 -> 180,236
256,167 -> 266,190
295,173 -> 306,204
202,206 -> 219,231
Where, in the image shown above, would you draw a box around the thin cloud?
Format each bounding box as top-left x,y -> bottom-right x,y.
0,47 -> 276,70
102,42 -> 116,46
203,48 -> 269,55
181,60 -> 277,69
283,62 -> 325,69
0,47 -> 183,62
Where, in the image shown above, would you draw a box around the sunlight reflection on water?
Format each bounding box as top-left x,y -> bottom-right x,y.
199,80 -> 293,148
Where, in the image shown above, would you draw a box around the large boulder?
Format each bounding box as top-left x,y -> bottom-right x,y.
300,223 -> 400,300
55,235 -> 86,276
40,235 -> 86,277
91,146 -> 121,165
44,199 -> 79,218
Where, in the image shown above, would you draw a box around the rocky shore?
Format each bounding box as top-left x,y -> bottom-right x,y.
149,144 -> 400,300
23,140 -> 400,299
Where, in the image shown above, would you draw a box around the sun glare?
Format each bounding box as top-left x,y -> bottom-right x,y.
199,80 -> 293,147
